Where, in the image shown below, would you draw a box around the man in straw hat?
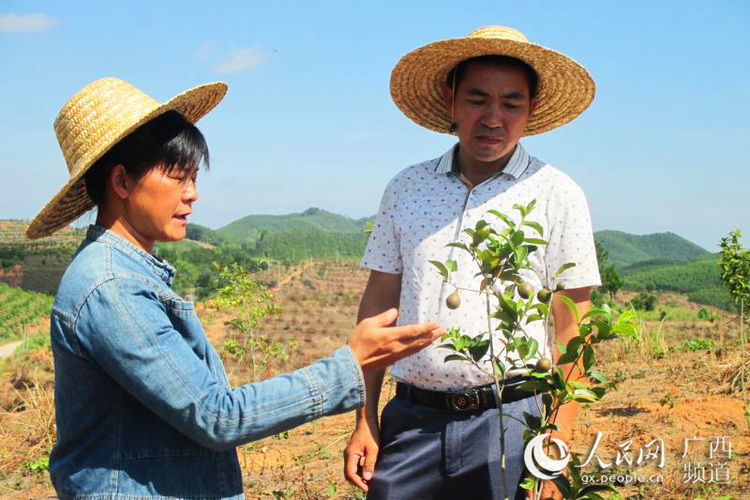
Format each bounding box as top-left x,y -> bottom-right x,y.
344,26 -> 601,499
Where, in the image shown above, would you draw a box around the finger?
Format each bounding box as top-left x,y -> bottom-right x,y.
344,452 -> 368,492
385,321 -> 442,339
363,308 -> 399,328
362,450 -> 378,481
430,326 -> 447,338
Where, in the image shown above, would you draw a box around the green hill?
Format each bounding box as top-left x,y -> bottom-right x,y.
217,207 -> 365,244
594,230 -> 710,268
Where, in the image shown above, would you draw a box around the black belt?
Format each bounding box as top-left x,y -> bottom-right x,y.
396,377 -> 539,412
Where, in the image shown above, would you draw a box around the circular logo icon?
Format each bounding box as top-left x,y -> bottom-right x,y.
524,433 -> 571,480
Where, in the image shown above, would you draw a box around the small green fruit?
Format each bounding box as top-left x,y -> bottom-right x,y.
537,289 -> 552,303
555,282 -> 566,292
446,291 -> 461,310
517,282 -> 534,299
535,357 -> 552,372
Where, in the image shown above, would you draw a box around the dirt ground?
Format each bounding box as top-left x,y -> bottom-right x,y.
0,262 -> 747,499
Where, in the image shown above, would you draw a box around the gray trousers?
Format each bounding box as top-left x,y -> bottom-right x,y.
367,392 -> 543,500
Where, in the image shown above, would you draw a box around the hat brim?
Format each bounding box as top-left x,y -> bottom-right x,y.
25,82 -> 228,240
390,37 -> 595,135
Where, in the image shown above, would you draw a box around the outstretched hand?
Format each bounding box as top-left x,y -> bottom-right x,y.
347,308 -> 444,372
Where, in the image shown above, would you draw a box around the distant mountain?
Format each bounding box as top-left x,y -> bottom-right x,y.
216,207 -> 368,245
594,230 -> 710,268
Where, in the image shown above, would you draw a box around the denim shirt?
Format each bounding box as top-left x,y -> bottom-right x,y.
49,225 -> 365,499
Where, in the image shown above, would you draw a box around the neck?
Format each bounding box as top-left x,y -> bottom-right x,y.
96,210 -> 154,254
456,144 -> 516,186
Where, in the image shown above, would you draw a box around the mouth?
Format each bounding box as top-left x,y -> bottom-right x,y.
476,135 -> 504,145
173,213 -> 191,223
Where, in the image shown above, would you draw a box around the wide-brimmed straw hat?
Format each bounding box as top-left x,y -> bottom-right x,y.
390,26 -> 595,136
25,77 -> 228,240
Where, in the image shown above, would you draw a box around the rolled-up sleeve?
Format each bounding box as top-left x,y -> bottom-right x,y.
544,176 -> 601,290
361,177 -> 403,273
75,278 -> 365,451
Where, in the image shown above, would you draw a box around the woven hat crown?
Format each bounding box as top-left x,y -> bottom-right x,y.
467,26 -> 528,42
389,24 -> 595,136
54,78 -> 162,180
26,77 -> 226,240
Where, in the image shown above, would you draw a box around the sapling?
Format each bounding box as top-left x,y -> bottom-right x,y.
430,200 -> 637,500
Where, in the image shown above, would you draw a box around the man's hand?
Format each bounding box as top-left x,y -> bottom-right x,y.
344,415 -> 380,492
347,308 -> 445,372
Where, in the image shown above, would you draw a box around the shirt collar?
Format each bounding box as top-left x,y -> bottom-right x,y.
86,225 -> 176,286
434,142 -> 530,180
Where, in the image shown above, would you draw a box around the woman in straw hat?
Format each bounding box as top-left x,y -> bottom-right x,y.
27,78 -> 444,499
345,26 -> 599,500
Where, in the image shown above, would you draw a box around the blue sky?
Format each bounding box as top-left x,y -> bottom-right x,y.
1,0 -> 748,251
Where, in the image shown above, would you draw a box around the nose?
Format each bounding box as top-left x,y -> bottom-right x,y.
183,178 -> 198,204
481,103 -> 504,129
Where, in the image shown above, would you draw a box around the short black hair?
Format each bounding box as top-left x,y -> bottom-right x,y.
85,110 -> 209,206
446,55 -> 539,99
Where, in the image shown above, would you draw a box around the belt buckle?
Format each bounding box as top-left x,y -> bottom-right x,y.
447,389 -> 481,412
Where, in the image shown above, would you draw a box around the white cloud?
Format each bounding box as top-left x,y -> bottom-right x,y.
215,47 -> 266,74
0,13 -> 57,33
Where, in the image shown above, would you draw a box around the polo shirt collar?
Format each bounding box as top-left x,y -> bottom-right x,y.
435,142 -> 530,180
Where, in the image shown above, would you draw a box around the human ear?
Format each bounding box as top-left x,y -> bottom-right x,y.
529,97 -> 539,117
109,164 -> 131,200
442,86 -> 454,119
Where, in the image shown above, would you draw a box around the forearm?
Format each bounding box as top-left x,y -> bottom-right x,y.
550,286 -> 592,445
201,345 -> 365,449
353,270 -> 401,426
357,369 -> 385,424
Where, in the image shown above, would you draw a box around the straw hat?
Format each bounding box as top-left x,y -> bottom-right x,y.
25,78 -> 228,240
390,26 -> 595,136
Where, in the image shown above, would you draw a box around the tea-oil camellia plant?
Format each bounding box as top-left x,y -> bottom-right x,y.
430,200 -> 637,500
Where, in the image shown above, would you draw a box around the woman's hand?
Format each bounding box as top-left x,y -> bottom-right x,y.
347,308 -> 444,372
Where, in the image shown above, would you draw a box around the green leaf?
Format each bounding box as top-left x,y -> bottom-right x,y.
446,242 -> 469,252
557,295 -> 580,323
587,371 -> 609,384
526,199 -> 537,214
492,358 -> 506,377
515,246 -> 528,264
525,313 -> 542,324
590,386 -> 606,399
488,210 -> 516,228
552,474 -> 571,498
510,230 -> 525,248
523,237 -> 548,245
518,379 -> 552,393
499,293 -> 519,317
553,262 -> 577,279
468,341 -> 490,362
519,476 -> 536,490
556,341 -> 567,355
446,259 -> 458,272
444,354 -> 466,363
520,220 -> 544,237
581,308 -> 612,322
526,338 -> 539,360
512,203 -> 527,218
572,388 -> 599,402
428,260 -> 449,280
522,411 -> 541,429
492,309 -> 515,324
583,346 -> 595,372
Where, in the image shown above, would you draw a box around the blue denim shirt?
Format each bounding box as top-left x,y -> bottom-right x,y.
49,225 -> 365,499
